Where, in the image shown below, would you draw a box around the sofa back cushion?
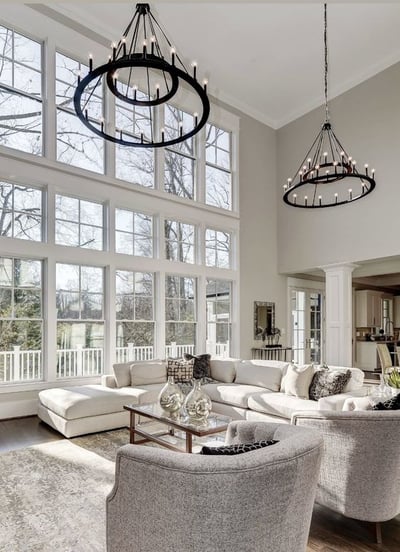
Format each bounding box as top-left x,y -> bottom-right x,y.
210,359 -> 239,383
112,362 -> 132,388
130,361 -> 167,387
235,360 -> 287,391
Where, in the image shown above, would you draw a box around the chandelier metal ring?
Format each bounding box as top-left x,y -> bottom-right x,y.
104,54 -> 180,107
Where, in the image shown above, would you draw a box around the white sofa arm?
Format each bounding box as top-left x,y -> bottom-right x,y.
317,387 -> 368,411
101,374 -> 117,388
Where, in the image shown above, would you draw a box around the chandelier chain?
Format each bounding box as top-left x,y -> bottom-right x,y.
324,3 -> 329,122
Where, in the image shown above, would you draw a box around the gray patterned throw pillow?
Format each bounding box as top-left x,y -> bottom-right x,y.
184,353 -> 211,379
309,367 -> 351,401
167,358 -> 194,383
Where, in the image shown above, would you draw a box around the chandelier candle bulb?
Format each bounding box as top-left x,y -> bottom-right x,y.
84,109 -> 88,120
143,40 -> 147,56
100,119 -> 104,132
179,121 -> 183,136
112,43 -> 117,61
319,195 -> 322,206
156,84 -> 160,99
122,38 -> 127,56
203,79 -> 208,92
304,196 -> 308,206
365,164 -> 369,175
171,47 -> 176,65
192,62 -> 197,80
349,189 -> 353,200
194,112 -> 198,126
133,85 -> 138,101
335,193 -> 338,203
161,128 -> 165,141
308,158 -> 312,169
151,36 -> 155,55
293,194 -> 297,204
88,54 -> 93,72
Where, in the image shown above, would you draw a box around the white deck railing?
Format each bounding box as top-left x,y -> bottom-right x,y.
0,341 -> 230,383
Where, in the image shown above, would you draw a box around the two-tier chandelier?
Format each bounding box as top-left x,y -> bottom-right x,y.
283,4 -> 376,208
74,3 -> 210,148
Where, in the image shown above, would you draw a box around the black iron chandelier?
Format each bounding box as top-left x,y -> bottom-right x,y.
73,3 -> 210,148
283,4 -> 376,208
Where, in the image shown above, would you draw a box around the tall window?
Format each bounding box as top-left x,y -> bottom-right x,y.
205,228 -> 231,269
164,105 -> 195,199
206,279 -> 231,358
165,275 -> 196,357
0,25 -> 42,155
56,52 -> 104,173
205,124 -> 232,210
115,208 -> 153,257
115,84 -> 154,187
0,257 -> 43,383
165,219 -> 195,264
116,270 -> 154,363
56,263 -> 104,377
55,194 -> 104,250
0,182 -> 43,241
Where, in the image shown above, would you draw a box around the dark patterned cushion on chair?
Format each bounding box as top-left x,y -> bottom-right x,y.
167,358 -> 194,383
200,440 -> 279,455
372,392 -> 400,410
309,367 -> 351,401
184,353 -> 211,379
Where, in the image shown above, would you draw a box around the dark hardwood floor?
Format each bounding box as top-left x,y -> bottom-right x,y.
0,416 -> 399,551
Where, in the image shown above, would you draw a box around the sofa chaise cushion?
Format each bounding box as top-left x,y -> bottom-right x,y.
248,392 -> 319,420
203,383 -> 273,409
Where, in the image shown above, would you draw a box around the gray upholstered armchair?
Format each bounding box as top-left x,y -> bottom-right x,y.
106,421 -> 323,552
292,410 -> 400,543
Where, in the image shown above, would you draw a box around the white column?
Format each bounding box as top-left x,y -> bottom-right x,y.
322,263 -> 357,366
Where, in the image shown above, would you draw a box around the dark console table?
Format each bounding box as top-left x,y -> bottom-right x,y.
251,347 -> 292,361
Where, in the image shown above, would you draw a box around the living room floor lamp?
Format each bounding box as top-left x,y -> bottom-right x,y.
73,3 -> 210,148
283,4 -> 376,209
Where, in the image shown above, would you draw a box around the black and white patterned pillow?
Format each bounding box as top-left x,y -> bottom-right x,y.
184,353 -> 211,379
167,358 -> 194,383
372,392 -> 400,410
200,440 -> 279,455
309,367 -> 351,401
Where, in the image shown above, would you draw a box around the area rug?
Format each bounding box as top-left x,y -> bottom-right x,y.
0,429 -> 128,552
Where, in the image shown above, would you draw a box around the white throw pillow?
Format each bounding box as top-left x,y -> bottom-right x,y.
112,362 -> 132,388
281,364 -> 314,399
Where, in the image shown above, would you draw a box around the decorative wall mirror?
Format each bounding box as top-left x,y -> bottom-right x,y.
254,301 -> 275,340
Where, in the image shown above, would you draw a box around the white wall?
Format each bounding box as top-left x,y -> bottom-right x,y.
277,61 -> 400,274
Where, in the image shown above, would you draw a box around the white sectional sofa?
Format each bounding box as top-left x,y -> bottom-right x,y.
38,358 -> 366,438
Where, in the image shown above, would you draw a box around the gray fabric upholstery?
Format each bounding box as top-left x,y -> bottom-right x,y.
292,410 -> 400,523
106,421 -> 323,552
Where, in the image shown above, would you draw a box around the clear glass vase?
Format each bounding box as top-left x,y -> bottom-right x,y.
184,379 -> 212,423
369,373 -> 394,406
158,376 -> 184,416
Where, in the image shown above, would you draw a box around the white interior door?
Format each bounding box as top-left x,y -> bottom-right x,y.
291,289 -> 324,365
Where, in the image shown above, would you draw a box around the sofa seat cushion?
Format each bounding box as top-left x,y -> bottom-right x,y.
203,383 -> 272,409
248,392 -> 319,420
39,384 -> 165,421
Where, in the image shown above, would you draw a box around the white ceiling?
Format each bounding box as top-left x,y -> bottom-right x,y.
38,2 -> 400,128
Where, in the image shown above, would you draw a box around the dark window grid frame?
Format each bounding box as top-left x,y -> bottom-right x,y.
0,182 -> 44,241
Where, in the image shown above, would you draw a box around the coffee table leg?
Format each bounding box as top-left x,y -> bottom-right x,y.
130,411 -> 136,444
186,432 -> 192,453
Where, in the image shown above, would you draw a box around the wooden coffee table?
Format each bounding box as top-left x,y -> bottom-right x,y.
124,402 -> 231,453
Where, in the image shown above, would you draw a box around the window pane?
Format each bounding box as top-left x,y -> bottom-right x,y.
116,232 -> 134,255
206,165 -> 231,210
115,145 -> 154,188
0,257 -> 43,384
206,278 -> 231,358
165,219 -> 195,264
115,208 -> 153,257
0,183 -> 42,241
0,91 -> 42,155
56,322 -> 104,377
55,195 -> 104,250
165,150 -> 194,199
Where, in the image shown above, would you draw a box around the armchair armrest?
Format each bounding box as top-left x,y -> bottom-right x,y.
101,374 -> 117,388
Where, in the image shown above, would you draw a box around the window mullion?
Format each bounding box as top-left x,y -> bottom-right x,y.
44,36 -> 56,160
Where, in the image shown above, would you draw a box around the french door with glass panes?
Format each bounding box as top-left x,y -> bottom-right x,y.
290,289 -> 324,365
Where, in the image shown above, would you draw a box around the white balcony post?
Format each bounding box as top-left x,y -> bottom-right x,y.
171,341 -> 177,358
127,342 -> 134,361
76,344 -> 83,377
13,346 -> 21,381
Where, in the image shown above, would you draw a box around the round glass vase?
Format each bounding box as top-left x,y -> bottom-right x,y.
158,376 -> 184,417
184,379 -> 212,424
369,373 -> 394,407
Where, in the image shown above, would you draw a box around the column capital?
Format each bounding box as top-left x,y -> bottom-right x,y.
320,262 -> 359,274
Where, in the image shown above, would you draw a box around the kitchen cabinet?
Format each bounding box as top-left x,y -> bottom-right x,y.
356,342 -> 378,371
355,290 -> 383,328
394,296 -> 400,328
